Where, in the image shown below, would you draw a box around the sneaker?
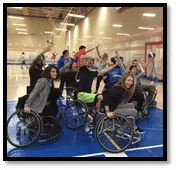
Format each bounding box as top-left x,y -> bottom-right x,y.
134,127 -> 145,134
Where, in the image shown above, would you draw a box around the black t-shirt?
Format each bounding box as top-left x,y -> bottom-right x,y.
59,71 -> 77,92
103,86 -> 125,112
78,66 -> 98,93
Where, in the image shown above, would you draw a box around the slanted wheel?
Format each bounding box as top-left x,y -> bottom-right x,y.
95,114 -> 134,153
63,100 -> 88,130
7,109 -> 43,148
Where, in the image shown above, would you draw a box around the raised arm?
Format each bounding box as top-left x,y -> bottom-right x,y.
142,56 -> 155,69
96,46 -> 102,59
98,62 -> 119,76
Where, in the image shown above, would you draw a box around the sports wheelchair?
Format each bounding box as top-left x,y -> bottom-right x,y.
7,88 -> 62,148
57,86 -> 141,153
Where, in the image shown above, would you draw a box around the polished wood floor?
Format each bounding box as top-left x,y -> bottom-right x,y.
7,65 -> 163,108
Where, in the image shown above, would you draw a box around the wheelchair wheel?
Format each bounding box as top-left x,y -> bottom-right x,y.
7,109 -> 43,148
95,114 -> 134,153
63,100 -> 88,130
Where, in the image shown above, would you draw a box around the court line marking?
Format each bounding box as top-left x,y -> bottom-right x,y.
74,152 -> 128,157
125,144 -> 163,152
74,152 -> 105,157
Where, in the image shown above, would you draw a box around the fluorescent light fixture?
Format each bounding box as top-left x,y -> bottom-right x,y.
138,26 -> 154,30
55,28 -> 67,31
85,36 -> 91,38
15,28 -> 28,31
24,44 -> 26,46
93,40 -> 95,41
100,32 -> 104,34
60,22 -> 75,26
116,33 -> 130,36
39,44 -> 41,46
15,43 -> 17,45
8,44 -> 12,46
18,32 -> 28,34
67,13 -> 85,18
12,23 -> 26,26
103,37 -> 112,39
32,45 -> 34,46
112,24 -> 122,27
8,16 -> 24,19
44,31 -> 54,34
8,7 -> 23,9
143,13 -> 156,17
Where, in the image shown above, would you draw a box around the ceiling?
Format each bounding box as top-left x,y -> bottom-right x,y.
7,7 -> 95,25
7,7 -> 163,50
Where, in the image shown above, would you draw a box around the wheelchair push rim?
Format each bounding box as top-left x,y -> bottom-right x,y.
63,100 -> 88,130
95,114 -> 134,153
7,109 -> 43,148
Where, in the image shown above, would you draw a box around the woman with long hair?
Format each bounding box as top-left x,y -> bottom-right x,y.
103,74 -> 145,134
24,65 -> 60,117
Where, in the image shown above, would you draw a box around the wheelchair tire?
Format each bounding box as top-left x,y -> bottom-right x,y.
63,100 -> 88,130
7,109 -> 43,148
95,114 -> 134,153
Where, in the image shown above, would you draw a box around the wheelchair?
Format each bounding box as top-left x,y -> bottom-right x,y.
59,86 -> 141,153
7,91 -> 62,148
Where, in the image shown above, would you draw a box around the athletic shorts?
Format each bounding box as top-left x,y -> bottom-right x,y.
77,92 -> 100,103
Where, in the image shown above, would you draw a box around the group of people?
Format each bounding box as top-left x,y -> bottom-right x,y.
23,44 -> 157,135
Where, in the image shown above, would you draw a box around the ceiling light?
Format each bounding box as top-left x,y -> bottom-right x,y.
24,44 -> 26,46
55,28 -> 67,31
143,13 -> 156,17
17,32 -> 28,34
67,13 -> 85,18
8,16 -> 24,19
138,27 -> 154,30
44,31 -> 54,34
32,45 -> 34,46
15,28 -> 28,31
8,7 -> 23,9
8,44 -> 12,46
116,33 -> 130,36
12,23 -> 26,26
100,32 -> 104,34
112,24 -> 122,27
39,44 -> 41,46
60,22 -> 75,26
15,43 -> 17,45
103,37 -> 112,39
85,36 -> 91,38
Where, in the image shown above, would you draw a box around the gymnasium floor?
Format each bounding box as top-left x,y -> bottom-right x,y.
7,65 -> 163,157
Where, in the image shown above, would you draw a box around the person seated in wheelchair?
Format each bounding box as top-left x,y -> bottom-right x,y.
77,55 -> 119,113
128,65 -> 147,117
103,74 -> 145,134
59,62 -> 78,93
103,57 -> 123,91
131,59 -> 157,107
24,65 -> 61,133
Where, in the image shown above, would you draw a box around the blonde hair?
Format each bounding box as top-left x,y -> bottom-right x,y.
114,74 -> 135,102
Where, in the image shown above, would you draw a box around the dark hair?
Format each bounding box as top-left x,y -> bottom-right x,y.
132,59 -> 137,64
41,65 -> 59,80
30,55 -> 44,71
22,52 -> 25,55
110,57 -> 116,64
129,65 -> 137,71
119,56 -> 124,61
79,45 -> 86,50
62,50 -> 69,56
